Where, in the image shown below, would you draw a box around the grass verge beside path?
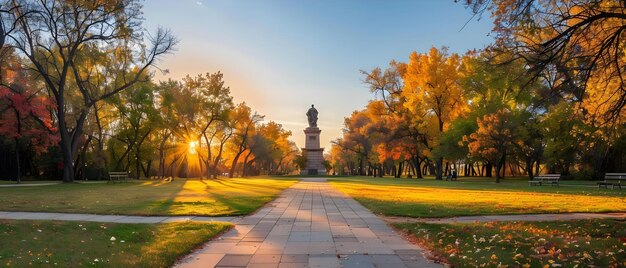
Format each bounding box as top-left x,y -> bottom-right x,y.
329,177 -> 626,218
0,219 -> 231,267
0,180 -> 59,185
0,177 -> 297,216
394,219 -> 626,267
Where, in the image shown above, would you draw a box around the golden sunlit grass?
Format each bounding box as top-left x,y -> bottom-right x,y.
0,177 -> 297,216
329,177 -> 626,217
0,219 -> 231,267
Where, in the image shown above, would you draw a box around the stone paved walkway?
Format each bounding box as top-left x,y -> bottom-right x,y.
176,178 -> 439,268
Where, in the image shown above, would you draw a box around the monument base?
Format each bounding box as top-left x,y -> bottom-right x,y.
301,127 -> 326,176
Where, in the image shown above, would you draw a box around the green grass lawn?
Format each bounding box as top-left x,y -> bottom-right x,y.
0,219 -> 230,267
0,180 -> 60,185
394,219 -> 626,267
329,176 -> 626,217
0,177 -> 297,216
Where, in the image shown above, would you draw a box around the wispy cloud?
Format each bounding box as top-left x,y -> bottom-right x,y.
195,1 -> 203,6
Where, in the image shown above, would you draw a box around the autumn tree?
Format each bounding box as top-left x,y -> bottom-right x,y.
334,107 -> 375,176
468,109 -> 517,182
362,61 -> 428,177
249,121 -> 296,175
402,47 -> 466,179
188,72 -> 234,178
459,50 -> 544,178
107,80 -> 160,178
361,61 -> 406,112
0,54 -> 58,182
226,102 -> 264,178
1,0 -> 175,182
462,0 -> 626,122
156,78 -> 205,178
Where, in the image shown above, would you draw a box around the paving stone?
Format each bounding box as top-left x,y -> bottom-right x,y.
288,232 -> 310,242
178,253 -> 225,268
333,236 -> 358,242
246,263 -> 278,268
371,254 -> 407,267
283,245 -> 309,254
249,254 -> 281,263
340,254 -> 375,268
113,216 -> 167,223
255,249 -> 284,255
309,231 -> 332,242
308,256 -> 340,268
216,254 -> 252,267
48,213 -> 97,221
277,263 -> 308,268
241,237 -> 265,242
281,254 -> 309,263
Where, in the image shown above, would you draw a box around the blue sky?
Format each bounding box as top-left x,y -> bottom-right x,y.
142,0 -> 495,150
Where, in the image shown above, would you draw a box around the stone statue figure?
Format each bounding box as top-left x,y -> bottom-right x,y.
306,104 -> 318,127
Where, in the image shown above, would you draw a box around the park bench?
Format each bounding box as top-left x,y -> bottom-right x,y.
445,170 -> 458,181
529,174 -> 560,186
597,173 -> 625,190
108,171 -> 131,183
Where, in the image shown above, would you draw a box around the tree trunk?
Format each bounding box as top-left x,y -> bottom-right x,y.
229,148 -> 246,178
242,150 -> 253,176
157,132 -> 171,179
535,160 -> 540,177
526,158 -> 534,180
135,129 -> 151,179
60,133 -> 74,182
485,162 -> 492,177
414,157 -> 423,178
495,152 -> 506,183
14,138 -> 21,184
435,157 -> 443,180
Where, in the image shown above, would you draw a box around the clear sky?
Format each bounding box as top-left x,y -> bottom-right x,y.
142,0 -> 495,151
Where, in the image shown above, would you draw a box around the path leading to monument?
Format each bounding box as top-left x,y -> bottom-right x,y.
176,178 -> 439,268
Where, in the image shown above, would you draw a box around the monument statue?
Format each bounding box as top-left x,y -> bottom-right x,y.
302,104 -> 325,175
306,104 -> 318,128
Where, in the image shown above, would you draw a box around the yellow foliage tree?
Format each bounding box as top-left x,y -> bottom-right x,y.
402,47 -> 467,179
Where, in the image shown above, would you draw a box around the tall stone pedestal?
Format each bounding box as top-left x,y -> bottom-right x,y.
300,127 -> 327,175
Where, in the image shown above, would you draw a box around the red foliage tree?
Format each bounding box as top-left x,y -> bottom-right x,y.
0,60 -> 59,182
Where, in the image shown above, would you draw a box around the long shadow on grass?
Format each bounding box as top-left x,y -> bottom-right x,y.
329,177 -> 626,197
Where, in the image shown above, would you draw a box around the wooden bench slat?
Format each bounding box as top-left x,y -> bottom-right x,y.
529,174 -> 560,186
598,173 -> 624,190
108,171 -> 130,183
